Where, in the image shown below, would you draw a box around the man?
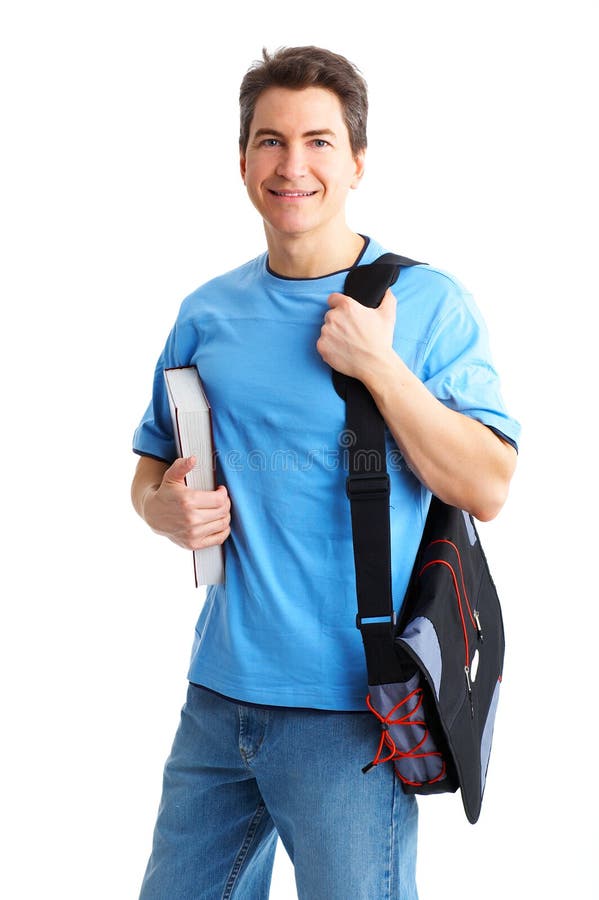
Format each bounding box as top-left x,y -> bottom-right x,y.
132,46 -> 519,899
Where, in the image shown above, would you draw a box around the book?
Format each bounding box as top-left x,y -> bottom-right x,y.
164,366 -> 225,586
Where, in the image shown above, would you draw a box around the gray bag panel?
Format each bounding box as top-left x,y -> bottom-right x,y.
480,677 -> 501,795
462,509 -> 478,546
398,615 -> 443,699
368,675 -> 447,787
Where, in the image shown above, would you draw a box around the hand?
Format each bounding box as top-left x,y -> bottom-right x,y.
141,456 -> 231,550
316,287 -> 397,384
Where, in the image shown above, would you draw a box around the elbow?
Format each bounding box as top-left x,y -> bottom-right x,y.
471,487 -> 508,523
438,475 -> 511,522
470,449 -> 517,522
425,433 -> 518,522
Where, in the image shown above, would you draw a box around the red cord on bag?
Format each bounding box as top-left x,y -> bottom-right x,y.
419,557 -> 470,670
427,539 -> 476,631
364,690 -> 446,786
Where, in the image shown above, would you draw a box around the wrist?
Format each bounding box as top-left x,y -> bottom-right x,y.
361,349 -> 403,400
139,482 -> 160,524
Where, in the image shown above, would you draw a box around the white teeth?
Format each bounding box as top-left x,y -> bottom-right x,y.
273,190 -> 315,197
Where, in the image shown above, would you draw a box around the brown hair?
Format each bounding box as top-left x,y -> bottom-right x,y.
239,46 -> 368,155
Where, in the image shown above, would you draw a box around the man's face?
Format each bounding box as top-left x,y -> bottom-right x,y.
240,86 -> 365,242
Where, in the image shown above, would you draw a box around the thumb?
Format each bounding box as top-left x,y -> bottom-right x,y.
164,455 -> 196,485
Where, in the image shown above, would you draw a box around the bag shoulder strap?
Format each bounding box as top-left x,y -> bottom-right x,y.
334,252 -> 424,683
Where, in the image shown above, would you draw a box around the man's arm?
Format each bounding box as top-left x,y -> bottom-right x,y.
362,355 -> 516,521
316,288 -> 517,522
131,455 -> 231,549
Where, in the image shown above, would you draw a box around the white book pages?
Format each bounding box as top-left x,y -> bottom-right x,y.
164,366 -> 225,586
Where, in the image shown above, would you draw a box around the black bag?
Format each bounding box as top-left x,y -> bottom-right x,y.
334,254 -> 505,824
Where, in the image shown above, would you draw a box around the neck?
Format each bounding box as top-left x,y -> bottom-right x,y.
265,226 -> 365,279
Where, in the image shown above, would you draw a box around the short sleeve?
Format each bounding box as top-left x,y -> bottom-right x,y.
420,279 -> 521,450
132,302 -> 200,462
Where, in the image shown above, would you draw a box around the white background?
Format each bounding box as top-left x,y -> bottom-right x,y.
2,1 -> 597,897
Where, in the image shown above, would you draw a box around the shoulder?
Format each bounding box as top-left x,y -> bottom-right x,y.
394,261 -> 470,302
177,253 -> 268,320
384,255 -> 479,331
365,239 -> 471,305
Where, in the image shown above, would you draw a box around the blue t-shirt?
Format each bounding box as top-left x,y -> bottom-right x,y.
133,237 -> 520,711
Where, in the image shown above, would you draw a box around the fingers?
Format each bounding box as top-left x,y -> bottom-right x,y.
162,459 -> 230,507
145,458 -> 233,550
318,286 -> 397,379
180,482 -> 231,513
326,291 -> 350,309
178,490 -> 230,524
166,476 -> 232,550
327,288 -> 395,313
322,288 -> 396,340
174,510 -> 232,551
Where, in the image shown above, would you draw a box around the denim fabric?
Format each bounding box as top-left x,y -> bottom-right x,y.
139,683 -> 418,899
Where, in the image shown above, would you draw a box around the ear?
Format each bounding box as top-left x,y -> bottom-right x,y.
350,149 -> 366,190
240,151 -> 247,184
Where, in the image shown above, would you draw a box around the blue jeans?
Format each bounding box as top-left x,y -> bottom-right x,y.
139,683 -> 418,899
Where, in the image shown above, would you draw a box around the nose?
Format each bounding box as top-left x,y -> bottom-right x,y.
275,143 -> 308,181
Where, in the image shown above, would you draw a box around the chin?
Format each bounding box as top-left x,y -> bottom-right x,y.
264,216 -> 318,237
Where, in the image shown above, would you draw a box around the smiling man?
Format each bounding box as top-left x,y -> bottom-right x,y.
132,46 -> 519,899
240,85 -> 365,276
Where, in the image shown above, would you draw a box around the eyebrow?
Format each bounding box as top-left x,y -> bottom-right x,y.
252,128 -> 337,140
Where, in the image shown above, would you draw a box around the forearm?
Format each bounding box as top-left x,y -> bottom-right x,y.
362,351 -> 517,521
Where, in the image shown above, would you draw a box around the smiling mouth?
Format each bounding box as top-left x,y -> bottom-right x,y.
268,190 -> 318,198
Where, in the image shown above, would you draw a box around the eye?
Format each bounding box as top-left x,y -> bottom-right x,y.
260,138 -> 281,147
312,139 -> 330,148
